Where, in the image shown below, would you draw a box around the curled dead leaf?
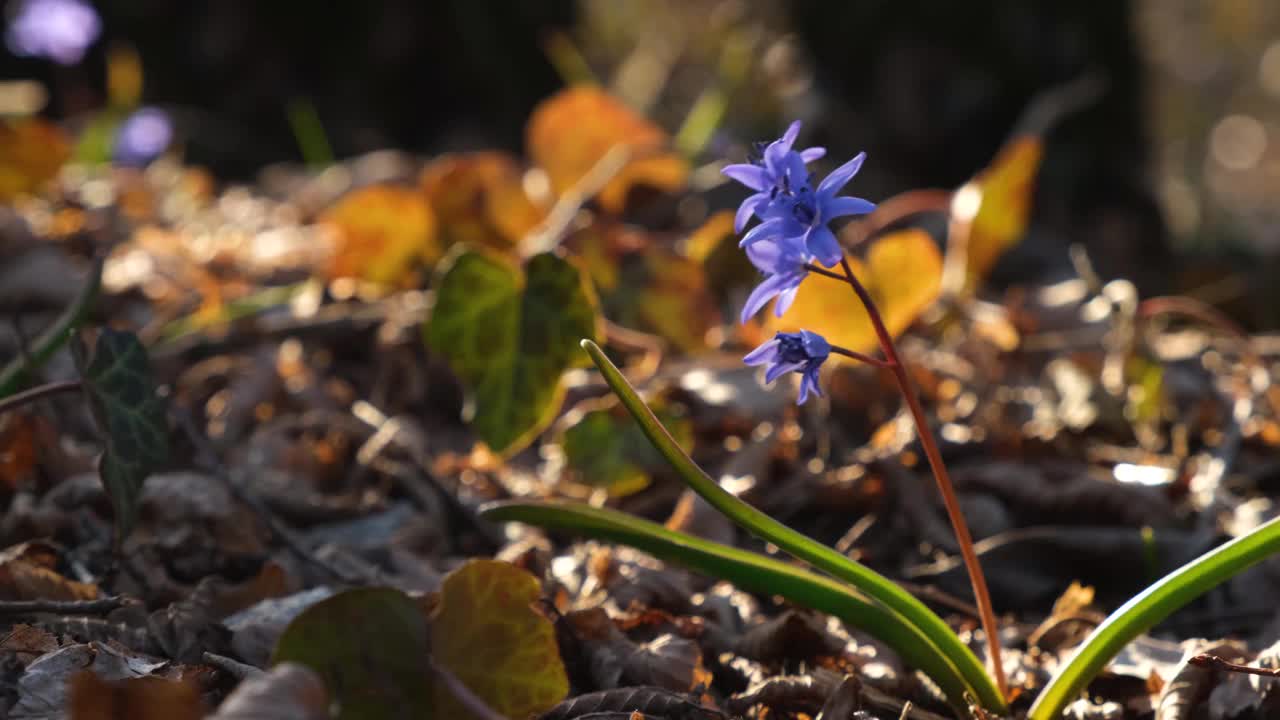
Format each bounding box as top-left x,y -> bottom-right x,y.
209,663 -> 330,720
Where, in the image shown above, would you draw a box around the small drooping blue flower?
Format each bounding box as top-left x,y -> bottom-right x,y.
740,234 -> 811,324
4,0 -> 100,65
744,329 -> 831,404
113,107 -> 173,167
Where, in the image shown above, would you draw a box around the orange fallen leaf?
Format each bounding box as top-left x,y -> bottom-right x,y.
69,672 -> 204,720
767,229 -> 943,355
527,87 -> 688,213
320,185 -> 439,286
0,119 -> 71,200
0,413 -> 45,490
420,152 -> 545,251
0,541 -> 99,601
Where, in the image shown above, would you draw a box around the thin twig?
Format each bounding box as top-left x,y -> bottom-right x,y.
520,144 -> 632,257
1189,653 -> 1280,679
202,651 -> 264,680
0,379 -> 82,417
835,255 -> 1009,700
0,595 -> 125,615
429,657 -> 508,720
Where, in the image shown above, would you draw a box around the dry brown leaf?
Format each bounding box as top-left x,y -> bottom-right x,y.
0,542 -> 98,601
0,624 -> 59,664
68,672 -> 204,720
209,663 -> 329,720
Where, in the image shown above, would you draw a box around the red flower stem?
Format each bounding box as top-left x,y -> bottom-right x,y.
0,379 -> 82,417
835,255 -> 1009,700
829,346 -> 894,369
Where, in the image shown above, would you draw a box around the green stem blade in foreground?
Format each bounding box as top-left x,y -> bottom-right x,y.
481,499 -> 975,711
1029,516 -> 1280,720
0,257 -> 103,398
579,339 -> 1006,715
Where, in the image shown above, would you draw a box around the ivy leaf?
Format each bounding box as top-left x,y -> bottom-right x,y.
71,328 -> 169,541
425,248 -> 600,455
271,587 -> 432,720
558,397 -> 693,496
431,559 -> 568,720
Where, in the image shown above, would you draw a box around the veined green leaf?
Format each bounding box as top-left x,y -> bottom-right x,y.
72,328 -> 169,542
425,248 -> 600,455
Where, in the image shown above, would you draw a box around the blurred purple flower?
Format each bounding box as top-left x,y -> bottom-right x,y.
113,107 -> 173,166
5,0 -> 100,65
744,330 -> 831,404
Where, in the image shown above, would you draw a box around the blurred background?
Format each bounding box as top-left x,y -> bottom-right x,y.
3,0 -> 1280,322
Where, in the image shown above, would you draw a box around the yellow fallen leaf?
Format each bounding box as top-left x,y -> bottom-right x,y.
527,87 -> 688,213
432,559 -> 569,720
320,185 -> 438,286
767,229 -> 943,356
948,136 -> 1042,292
0,119 -> 70,200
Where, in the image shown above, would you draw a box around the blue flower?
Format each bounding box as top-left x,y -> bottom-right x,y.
744,330 -> 831,404
721,120 -> 825,234
4,0 -> 100,65
740,152 -> 876,267
740,234 -> 811,324
113,107 -> 173,166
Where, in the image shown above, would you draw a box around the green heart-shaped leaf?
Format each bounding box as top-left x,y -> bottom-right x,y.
72,328 -> 168,541
272,587 -> 432,720
559,396 -> 692,496
425,248 -> 599,455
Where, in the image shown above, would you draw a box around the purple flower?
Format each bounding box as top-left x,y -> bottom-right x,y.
5,0 -> 100,65
113,107 -> 173,166
740,152 -> 876,267
722,120 -> 825,234
740,235 -> 811,324
744,330 -> 831,404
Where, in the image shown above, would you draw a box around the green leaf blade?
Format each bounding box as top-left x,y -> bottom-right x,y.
579,339 -> 1006,714
1029,517 -> 1280,720
481,499 -> 975,711
426,249 -> 599,455
0,257 -> 103,398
